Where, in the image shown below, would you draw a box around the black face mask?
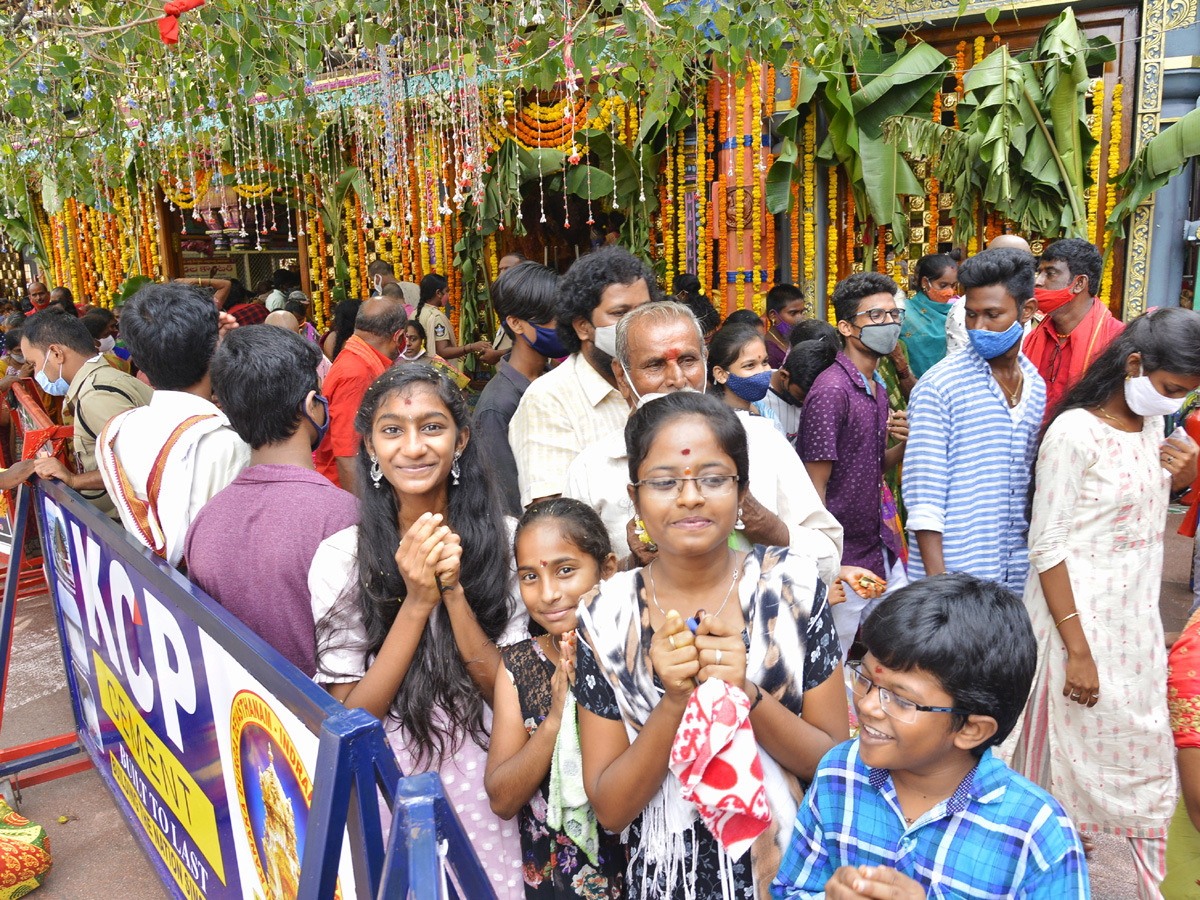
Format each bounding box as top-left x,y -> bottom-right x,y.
303,394 -> 330,450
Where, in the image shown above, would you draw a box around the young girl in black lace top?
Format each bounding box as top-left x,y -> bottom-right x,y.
485,498 -> 627,899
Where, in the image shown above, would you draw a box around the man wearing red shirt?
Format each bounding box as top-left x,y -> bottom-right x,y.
1023,238 -> 1123,419
315,296 -> 407,491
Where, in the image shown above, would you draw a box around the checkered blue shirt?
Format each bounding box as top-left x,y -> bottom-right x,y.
770,740 -> 1089,899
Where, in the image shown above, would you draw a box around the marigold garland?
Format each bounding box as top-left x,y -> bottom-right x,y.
750,61 -> 764,313
676,120 -> 688,286
928,91 -> 941,257
803,100 -> 817,316
664,135 -> 675,286
696,97 -> 708,296
1087,79 -> 1104,247
827,166 -> 839,324
706,78 -> 717,299
1101,83 -> 1124,308
718,76 -> 729,315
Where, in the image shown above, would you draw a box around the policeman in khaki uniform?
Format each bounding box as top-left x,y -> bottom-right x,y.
20,310 -> 153,518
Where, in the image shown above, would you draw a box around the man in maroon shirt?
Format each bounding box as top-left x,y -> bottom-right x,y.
185,325 -> 356,677
799,272 -> 910,658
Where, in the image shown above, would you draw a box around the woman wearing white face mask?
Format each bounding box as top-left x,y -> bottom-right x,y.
1006,307 -> 1200,899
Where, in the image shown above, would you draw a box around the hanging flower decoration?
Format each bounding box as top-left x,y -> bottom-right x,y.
1101,83 -> 1123,308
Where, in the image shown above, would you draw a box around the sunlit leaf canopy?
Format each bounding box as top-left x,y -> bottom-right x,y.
0,0 -> 877,206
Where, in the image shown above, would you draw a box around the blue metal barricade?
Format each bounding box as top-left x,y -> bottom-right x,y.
0,477 -> 497,900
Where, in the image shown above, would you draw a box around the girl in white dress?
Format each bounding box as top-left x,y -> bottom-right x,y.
1007,307 -> 1200,900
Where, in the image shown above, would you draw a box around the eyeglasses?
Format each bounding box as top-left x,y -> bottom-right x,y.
846,661 -> 973,724
852,308 -> 906,325
634,474 -> 739,496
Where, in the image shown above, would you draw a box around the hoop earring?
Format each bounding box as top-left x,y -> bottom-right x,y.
451,450 -> 462,486
370,455 -> 382,489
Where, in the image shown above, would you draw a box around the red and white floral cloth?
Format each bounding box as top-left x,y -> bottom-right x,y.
669,678 -> 771,861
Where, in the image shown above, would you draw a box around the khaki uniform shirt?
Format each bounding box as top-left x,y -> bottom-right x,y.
65,356 -> 154,517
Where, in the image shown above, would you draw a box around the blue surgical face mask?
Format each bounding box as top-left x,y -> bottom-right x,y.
525,322 -> 568,358
967,320 -> 1023,360
303,394 -> 331,450
723,369 -> 773,402
35,352 -> 69,396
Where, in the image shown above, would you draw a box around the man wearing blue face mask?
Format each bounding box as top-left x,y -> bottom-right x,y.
185,325 -> 352,676
475,261 -> 564,515
903,248 -> 1046,591
21,309 -> 153,519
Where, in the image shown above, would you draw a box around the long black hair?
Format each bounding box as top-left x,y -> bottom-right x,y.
330,298 -> 361,359
1028,307 -> 1200,517
327,363 -> 512,766
1046,306 -> 1200,430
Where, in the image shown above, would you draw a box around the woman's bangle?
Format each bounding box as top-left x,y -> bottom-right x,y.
1055,611 -> 1080,629
749,683 -> 763,711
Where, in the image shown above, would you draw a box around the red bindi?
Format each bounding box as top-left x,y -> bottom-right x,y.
539,560 -> 547,568
874,665 -> 883,675
681,448 -> 691,456
664,348 -> 680,361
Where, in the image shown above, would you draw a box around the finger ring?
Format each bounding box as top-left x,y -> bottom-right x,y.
1091,692 -> 1100,698
669,634 -> 677,649
715,649 -> 723,666
1070,691 -> 1081,699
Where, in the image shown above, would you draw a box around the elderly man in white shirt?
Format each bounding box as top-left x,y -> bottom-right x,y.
564,301 -> 843,583
97,282 -> 250,568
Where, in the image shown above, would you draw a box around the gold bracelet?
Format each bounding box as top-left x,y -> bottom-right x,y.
1055,611 -> 1080,629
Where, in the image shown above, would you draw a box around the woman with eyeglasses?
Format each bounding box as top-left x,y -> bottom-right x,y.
1006,308 -> 1200,899
574,391 -> 848,899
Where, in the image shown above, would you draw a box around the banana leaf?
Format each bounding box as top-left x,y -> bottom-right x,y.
1107,107 -> 1200,238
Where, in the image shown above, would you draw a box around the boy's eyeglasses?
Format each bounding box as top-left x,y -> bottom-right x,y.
634,474 -> 739,496
852,308 -> 906,325
846,661 -> 974,724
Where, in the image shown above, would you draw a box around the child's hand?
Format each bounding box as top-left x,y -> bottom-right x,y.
826,865 -> 926,900
650,610 -> 698,705
839,566 -> 886,599
828,580 -> 848,606
694,614 -> 747,691
560,630 -> 577,685
395,512 -> 452,607
546,656 -> 570,726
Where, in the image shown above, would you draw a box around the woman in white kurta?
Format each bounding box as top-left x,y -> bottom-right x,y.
1007,307 -> 1200,900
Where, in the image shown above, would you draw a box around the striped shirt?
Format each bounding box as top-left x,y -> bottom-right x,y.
770,740 -> 1089,900
901,344 -> 1045,591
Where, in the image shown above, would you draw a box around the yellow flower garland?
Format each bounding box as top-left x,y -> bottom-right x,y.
750,61 -> 764,314
1101,84 -> 1123,308
803,100 -> 817,316
665,129 -> 676,286
697,98 -> 708,296
676,120 -> 687,287
827,166 -> 839,324
1087,79 -> 1104,246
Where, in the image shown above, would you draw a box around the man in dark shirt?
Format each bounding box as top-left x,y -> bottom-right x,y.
185,325 -> 356,677
799,272 -> 909,658
474,261 -> 563,514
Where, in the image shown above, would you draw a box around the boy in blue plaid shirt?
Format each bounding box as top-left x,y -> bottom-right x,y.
771,573 -> 1088,900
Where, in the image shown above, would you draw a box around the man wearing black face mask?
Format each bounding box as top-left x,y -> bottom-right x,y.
474,261 -> 563,515
184,325 -> 356,678
799,272 -> 911,659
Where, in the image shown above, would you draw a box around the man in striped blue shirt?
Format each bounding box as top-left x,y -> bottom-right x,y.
770,574 -> 1088,900
902,248 -> 1046,592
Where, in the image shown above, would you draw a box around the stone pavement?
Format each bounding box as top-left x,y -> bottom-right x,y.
0,516 -> 1193,899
